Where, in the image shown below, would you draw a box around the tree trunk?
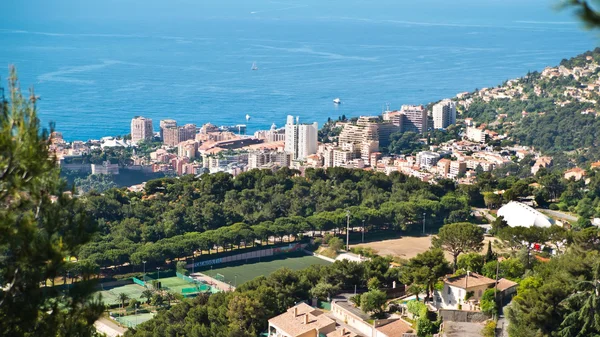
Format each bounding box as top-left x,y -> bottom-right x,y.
453,253 -> 459,272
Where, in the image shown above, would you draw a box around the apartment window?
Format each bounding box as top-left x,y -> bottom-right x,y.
447,287 -> 451,294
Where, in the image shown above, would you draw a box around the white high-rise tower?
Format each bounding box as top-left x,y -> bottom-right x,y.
432,99 -> 457,129
284,115 -> 318,161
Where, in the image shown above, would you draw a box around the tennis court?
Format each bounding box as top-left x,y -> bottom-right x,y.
158,276 -> 196,294
115,312 -> 155,328
197,253 -> 331,286
97,284 -> 146,306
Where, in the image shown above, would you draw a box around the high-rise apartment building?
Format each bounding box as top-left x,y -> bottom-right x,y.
432,99 -> 457,129
159,119 -> 177,140
130,116 -> 153,144
284,115 -> 318,161
163,123 -> 197,146
400,105 -> 428,134
339,116 -> 397,150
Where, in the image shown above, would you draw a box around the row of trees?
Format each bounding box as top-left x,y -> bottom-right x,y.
78,168 -> 480,271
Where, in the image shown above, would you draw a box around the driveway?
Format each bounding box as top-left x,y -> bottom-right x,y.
537,209 -> 578,222
472,208 -> 496,222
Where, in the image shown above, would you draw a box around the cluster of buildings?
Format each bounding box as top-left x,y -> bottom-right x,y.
55,96 -> 543,184
268,299 -> 413,337
261,101 -> 457,173
266,270 -> 518,337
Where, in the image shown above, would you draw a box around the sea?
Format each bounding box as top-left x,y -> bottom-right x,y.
0,0 -> 598,141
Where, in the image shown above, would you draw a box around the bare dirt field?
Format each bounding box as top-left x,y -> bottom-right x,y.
354,235 -> 498,261
443,321 -> 485,337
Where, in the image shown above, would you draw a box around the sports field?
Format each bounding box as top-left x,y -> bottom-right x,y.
197,253 -> 331,286
158,276 -> 199,294
115,312 -> 155,328
97,284 -> 146,306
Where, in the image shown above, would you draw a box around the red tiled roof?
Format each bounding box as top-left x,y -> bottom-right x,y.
444,272 -> 496,289
376,319 -> 413,337
496,278 -> 518,292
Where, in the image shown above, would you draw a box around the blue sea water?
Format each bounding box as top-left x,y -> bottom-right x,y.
0,0 -> 597,141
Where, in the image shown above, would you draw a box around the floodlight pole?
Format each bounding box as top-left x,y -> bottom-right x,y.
422,213 -> 426,235
143,261 -> 146,278
346,210 -> 350,251
362,220 -> 365,243
157,267 -> 161,281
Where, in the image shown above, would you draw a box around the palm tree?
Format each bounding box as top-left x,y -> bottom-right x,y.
558,263 -> 600,337
117,293 -> 130,309
141,289 -> 153,304
164,292 -> 176,307
407,284 -> 423,302
151,294 -> 164,307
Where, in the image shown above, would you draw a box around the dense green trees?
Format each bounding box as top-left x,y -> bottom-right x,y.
432,222 -> 485,271
74,174 -> 117,194
401,249 -> 450,300
505,231 -> 600,337
360,290 -> 387,316
0,68 -> 102,336
76,167 -> 474,272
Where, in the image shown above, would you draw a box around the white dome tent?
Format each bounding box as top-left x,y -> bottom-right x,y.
497,201 -> 554,228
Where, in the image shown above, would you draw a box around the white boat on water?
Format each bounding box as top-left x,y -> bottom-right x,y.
251,62 -> 258,71
246,114 -> 251,121
333,98 -> 341,104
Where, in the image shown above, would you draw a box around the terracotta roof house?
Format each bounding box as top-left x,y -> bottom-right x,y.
564,167 -> 587,181
374,319 -> 414,337
268,303 -> 358,337
434,272 -> 496,311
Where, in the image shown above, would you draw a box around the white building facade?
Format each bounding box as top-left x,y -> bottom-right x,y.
284,115 -> 318,161
432,99 -> 457,129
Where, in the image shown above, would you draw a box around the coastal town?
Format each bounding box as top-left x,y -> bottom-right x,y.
50,49 -> 600,197
49,94 -> 580,192
7,4 -> 600,336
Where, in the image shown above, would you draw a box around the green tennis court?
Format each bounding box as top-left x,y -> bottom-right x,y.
158,276 -> 196,294
97,284 -> 146,306
198,253 -> 331,286
115,312 -> 155,328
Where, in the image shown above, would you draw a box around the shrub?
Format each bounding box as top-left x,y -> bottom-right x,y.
482,320 -> 497,337
549,203 -> 559,210
480,289 -> 497,315
406,300 -> 428,319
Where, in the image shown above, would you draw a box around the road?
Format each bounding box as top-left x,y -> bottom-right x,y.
472,208 -> 496,222
537,209 -> 578,222
497,316 -> 509,337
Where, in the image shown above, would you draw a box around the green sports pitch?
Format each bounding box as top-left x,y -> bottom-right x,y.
97,284 -> 146,306
197,252 -> 331,286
